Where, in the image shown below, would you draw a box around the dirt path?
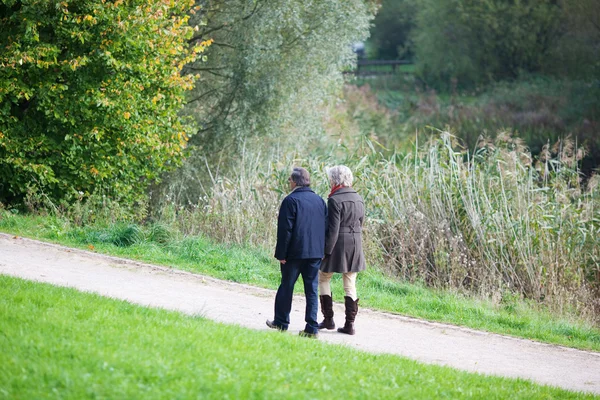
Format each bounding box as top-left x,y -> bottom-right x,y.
1,233 -> 599,395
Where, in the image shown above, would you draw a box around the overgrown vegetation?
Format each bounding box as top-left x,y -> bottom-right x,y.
0,276 -> 595,398
362,76 -> 600,174
148,129 -> 600,321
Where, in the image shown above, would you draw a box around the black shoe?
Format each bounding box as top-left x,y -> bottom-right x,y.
298,330 -> 318,339
266,320 -> 286,331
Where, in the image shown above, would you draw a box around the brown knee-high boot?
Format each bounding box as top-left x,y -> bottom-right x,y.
318,295 -> 335,330
337,296 -> 358,335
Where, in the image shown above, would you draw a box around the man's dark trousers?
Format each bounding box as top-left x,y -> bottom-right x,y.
273,258 -> 321,334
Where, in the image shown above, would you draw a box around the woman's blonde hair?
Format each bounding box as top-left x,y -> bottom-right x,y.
327,165 -> 353,186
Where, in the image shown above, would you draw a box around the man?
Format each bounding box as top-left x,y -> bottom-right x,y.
266,167 -> 327,338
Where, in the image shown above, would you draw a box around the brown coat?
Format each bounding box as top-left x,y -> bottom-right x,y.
320,187 -> 366,273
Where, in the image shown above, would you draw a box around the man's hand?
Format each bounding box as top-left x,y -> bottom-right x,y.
278,259 -> 286,265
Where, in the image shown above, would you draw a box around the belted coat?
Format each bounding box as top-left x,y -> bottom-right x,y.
320,187 -> 366,273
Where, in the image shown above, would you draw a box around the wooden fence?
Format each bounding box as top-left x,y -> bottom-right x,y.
349,59 -> 413,76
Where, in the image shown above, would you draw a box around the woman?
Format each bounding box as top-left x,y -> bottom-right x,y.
319,165 -> 366,335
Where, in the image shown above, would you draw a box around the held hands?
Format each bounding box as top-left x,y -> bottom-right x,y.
279,259 -> 287,265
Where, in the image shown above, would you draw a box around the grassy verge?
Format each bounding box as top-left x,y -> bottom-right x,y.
0,275 -> 594,399
1,212 -> 599,353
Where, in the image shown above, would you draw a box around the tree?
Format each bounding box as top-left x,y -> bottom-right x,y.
413,0 -> 561,89
546,0 -> 600,79
366,0 -> 417,60
412,0 -> 477,89
184,0 -> 376,152
0,0 -> 209,207
153,0 -> 376,205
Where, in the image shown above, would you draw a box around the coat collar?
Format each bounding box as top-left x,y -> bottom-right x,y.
291,186 -> 313,194
329,186 -> 356,196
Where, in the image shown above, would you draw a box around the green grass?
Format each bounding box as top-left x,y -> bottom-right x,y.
0,275 -> 594,399
1,212 -> 600,353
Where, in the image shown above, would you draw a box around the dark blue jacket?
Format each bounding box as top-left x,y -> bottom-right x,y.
274,186 -> 327,260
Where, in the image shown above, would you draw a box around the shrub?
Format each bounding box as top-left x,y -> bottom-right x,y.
0,0 -> 209,209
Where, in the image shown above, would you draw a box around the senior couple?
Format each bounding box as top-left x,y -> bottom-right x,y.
266,166 -> 365,338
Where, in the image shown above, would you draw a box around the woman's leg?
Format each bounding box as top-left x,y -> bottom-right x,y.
317,271 -> 336,330
342,272 -> 357,300
318,271 -> 334,296
339,272 -> 359,335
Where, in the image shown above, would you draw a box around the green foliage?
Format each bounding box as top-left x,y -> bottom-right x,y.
366,0 -> 417,60
83,223 -> 143,247
0,0 -> 209,208
165,0 -> 376,203
148,0 -> 378,207
545,0 -> 600,79
366,0 -> 599,88
411,0 -> 476,89
413,0 -> 561,89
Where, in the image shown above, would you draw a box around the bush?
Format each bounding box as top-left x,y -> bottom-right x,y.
0,0 -> 209,209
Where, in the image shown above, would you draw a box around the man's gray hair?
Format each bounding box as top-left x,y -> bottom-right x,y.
290,167 -> 311,187
327,165 -> 353,186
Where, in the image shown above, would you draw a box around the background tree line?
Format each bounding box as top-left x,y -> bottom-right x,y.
3,0 -> 597,209
368,0 -> 599,88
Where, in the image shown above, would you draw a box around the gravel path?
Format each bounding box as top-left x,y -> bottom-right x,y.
1,233 -> 599,394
